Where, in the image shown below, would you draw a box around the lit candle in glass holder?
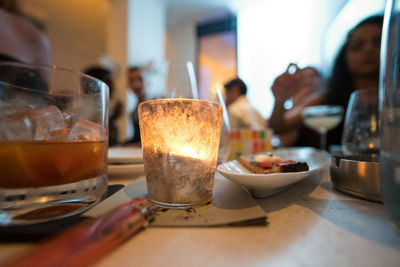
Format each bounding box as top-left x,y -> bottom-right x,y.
139,99 -> 223,208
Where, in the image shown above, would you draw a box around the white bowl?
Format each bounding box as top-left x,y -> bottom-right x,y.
217,147 -> 329,198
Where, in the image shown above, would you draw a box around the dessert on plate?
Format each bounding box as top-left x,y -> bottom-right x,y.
237,153 -> 309,174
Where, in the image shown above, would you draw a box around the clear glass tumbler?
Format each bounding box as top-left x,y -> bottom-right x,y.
380,0 -> 400,230
0,62 -> 109,226
342,87 -> 380,155
139,99 -> 222,208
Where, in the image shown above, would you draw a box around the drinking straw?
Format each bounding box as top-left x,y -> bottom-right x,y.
186,61 -> 198,100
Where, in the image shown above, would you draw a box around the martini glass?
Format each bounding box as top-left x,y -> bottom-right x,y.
302,105 -> 344,150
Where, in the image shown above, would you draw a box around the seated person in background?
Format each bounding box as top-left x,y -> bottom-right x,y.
0,1 -> 52,92
324,15 -> 383,147
269,15 -> 383,149
224,78 -> 265,129
84,66 -> 123,147
0,1 -> 51,65
125,66 -> 146,144
268,64 -> 323,147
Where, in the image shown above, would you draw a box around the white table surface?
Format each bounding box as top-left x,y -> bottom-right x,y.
1,167 -> 400,267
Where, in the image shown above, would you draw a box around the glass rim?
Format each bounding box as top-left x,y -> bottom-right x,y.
0,80 -> 50,96
350,87 -> 379,97
0,61 -> 109,95
302,105 -> 344,116
140,98 -> 221,107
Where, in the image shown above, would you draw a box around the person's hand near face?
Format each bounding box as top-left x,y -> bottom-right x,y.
271,63 -> 303,103
268,63 -> 323,143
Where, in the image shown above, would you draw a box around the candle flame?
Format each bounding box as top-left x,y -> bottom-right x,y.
178,146 -> 199,159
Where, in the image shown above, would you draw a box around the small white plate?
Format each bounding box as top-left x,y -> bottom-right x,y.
108,146 -> 143,164
108,163 -> 145,178
216,147 -> 329,198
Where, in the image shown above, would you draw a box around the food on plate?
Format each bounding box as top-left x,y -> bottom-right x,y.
237,153 -> 309,174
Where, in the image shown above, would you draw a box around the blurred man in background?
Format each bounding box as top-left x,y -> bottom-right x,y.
126,66 -> 146,144
224,77 -> 265,129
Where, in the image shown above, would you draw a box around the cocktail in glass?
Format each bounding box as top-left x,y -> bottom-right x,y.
302,105 -> 343,150
0,62 -> 109,225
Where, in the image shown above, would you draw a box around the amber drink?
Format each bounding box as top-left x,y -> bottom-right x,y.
0,62 -> 109,226
0,140 -> 107,188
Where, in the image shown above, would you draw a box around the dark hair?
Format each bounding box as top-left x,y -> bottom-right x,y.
325,15 -> 384,108
224,77 -> 247,95
348,15 -> 384,39
84,66 -> 111,78
0,0 -> 46,31
128,66 -> 142,73
0,0 -> 20,14
83,66 -> 113,94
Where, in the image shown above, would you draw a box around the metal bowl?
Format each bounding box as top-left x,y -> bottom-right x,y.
329,154 -> 381,202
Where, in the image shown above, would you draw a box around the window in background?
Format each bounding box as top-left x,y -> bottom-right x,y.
196,17 -> 237,101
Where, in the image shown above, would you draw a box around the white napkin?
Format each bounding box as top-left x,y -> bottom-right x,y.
86,174 -> 267,227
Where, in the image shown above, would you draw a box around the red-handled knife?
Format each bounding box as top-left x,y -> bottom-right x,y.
2,198 -> 153,267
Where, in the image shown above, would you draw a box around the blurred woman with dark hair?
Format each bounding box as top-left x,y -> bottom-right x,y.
269,15 -> 383,149
325,15 -> 383,146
